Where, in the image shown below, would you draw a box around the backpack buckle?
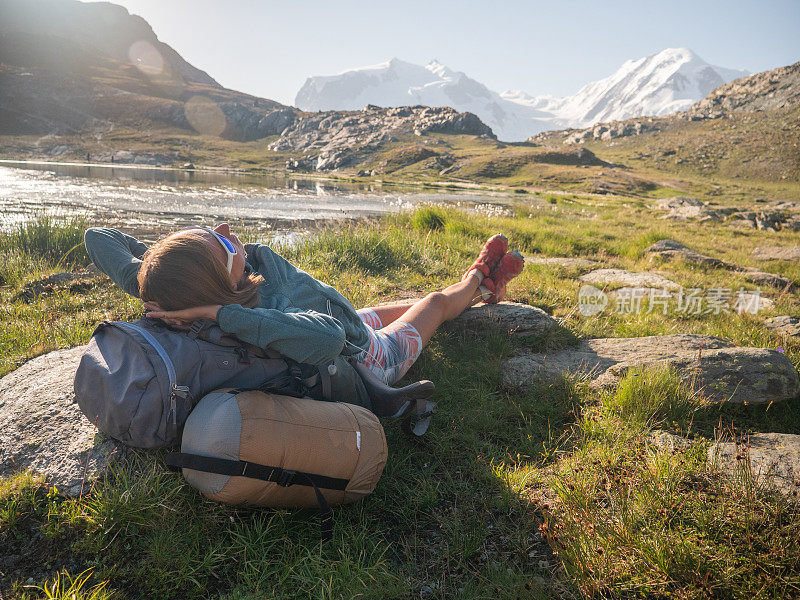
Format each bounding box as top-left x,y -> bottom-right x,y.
276,469 -> 297,487
187,320 -> 205,339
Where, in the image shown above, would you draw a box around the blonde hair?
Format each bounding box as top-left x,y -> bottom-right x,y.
137,229 -> 262,310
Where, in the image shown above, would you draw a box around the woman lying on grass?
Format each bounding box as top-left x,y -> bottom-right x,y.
84,223 -> 524,413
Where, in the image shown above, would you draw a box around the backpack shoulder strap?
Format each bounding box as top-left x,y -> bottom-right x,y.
187,319 -> 281,359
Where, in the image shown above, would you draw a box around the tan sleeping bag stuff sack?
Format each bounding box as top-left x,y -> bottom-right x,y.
165,388 -> 387,538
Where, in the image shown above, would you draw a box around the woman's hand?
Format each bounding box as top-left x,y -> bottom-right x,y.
144,301 -> 222,326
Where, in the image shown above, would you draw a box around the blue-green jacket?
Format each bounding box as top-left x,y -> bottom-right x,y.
84,228 -> 370,365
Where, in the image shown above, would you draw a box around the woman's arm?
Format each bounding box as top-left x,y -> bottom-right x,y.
84,227 -> 148,298
145,303 -> 348,365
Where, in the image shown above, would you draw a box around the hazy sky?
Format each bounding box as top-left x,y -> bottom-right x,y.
112,0 -> 800,106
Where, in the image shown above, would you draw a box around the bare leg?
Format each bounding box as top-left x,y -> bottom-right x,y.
362,303 -> 416,327
385,271 -> 488,346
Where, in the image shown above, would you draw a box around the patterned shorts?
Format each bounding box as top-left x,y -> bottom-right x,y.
355,308 -> 423,385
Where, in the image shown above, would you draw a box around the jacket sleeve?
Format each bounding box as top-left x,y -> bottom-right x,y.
216,304 -> 347,365
84,227 -> 149,298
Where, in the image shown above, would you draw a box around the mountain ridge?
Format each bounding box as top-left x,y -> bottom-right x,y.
0,0 -> 296,141
296,49 -> 748,141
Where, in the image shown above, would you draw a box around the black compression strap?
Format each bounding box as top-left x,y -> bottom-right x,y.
164,452 -> 349,491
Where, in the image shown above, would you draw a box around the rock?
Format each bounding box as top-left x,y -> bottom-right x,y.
653,197 -> 733,222
647,239 -> 795,291
737,292 -> 774,311
765,316 -> 800,337
646,239 -> 732,268
0,347 -> 124,496
12,271 -> 98,303
544,116 -> 662,145
752,246 -> 800,261
740,270 -> 794,291
731,211 -> 799,232
525,256 -> 597,268
503,334 -> 731,389
708,433 -> 800,500
503,335 -> 799,404
648,430 -> 693,452
599,347 -> 798,404
455,302 -> 557,338
654,197 -> 705,209
579,268 -> 680,291
268,105 -> 494,171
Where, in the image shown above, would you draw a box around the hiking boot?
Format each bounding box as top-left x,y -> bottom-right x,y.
485,250 -> 524,303
462,234 -> 508,280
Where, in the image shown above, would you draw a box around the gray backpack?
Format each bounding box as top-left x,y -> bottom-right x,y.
73,319 -> 370,448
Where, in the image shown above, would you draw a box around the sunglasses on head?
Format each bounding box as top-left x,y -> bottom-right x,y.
196,227 -> 237,273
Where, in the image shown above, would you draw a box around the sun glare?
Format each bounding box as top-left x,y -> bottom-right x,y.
127,40 -> 165,76
184,95 -> 227,137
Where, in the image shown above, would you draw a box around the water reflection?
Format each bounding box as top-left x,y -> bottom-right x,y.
0,161 -> 513,237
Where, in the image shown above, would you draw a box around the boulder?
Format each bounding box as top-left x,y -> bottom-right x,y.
740,270 -> 794,291
503,334 -> 731,388
525,256 -> 597,268
646,239 -> 733,268
647,239 -> 795,291
765,316 -> 800,337
455,302 -> 557,338
503,335 -> 799,404
752,246 -> 800,261
597,347 -> 798,404
708,433 -> 800,500
0,347 -> 125,496
579,268 -> 680,291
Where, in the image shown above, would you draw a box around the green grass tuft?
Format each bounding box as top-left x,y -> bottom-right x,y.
410,206 -> 447,232
604,365 -> 709,428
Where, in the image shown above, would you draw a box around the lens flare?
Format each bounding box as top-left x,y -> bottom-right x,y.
127,40 -> 164,76
184,96 -> 227,137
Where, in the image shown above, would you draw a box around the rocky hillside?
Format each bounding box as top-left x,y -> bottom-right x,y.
270,104 -> 495,171
0,0 -> 500,166
530,62 -> 799,145
0,0 -> 296,141
526,62 -> 800,183
687,61 -> 800,119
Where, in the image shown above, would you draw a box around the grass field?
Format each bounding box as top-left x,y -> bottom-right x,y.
1,199 -> 799,599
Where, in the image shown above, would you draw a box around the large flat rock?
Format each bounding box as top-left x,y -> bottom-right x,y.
752,246 -> 800,261
503,334 -> 731,388
0,346 -> 124,496
455,301 -> 557,337
598,347 -> 799,404
504,335 -> 799,404
709,433 -> 800,499
647,239 -> 795,291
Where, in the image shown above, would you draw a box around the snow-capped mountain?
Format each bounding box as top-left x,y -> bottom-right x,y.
502,48 -> 749,128
295,58 -> 556,142
295,48 -> 748,141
